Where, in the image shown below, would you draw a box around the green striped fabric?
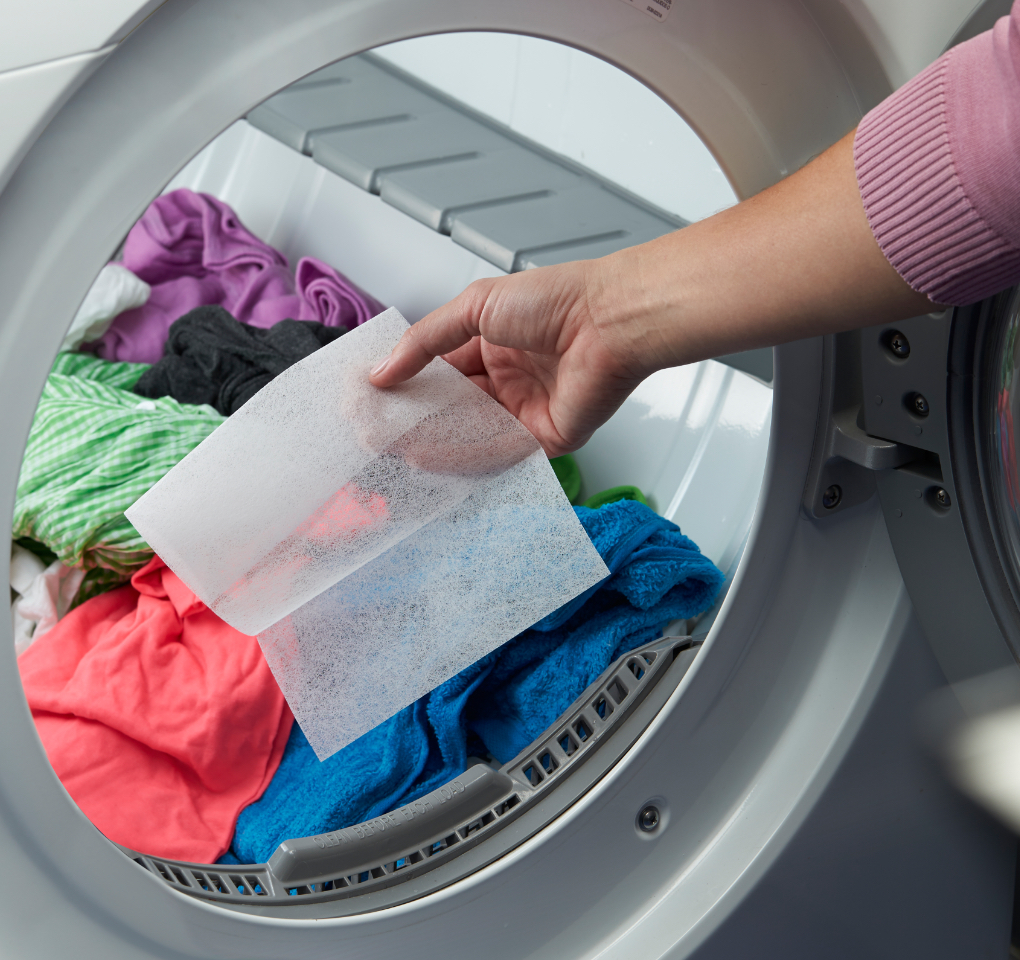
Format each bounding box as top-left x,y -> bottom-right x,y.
49,351 -> 150,390
13,353 -> 224,593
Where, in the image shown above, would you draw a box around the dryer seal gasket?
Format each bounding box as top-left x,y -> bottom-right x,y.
948,289 -> 1020,663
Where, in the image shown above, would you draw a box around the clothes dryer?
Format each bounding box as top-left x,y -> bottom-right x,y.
0,2 -> 1016,958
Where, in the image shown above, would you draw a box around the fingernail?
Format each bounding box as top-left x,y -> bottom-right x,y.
370,357 -> 390,378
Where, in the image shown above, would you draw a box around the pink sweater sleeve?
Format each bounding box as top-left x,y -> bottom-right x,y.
854,1 -> 1020,305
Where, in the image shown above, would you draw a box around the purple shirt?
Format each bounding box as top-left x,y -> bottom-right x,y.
94,189 -> 384,364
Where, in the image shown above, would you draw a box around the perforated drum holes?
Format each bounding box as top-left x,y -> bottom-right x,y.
126,635 -> 700,907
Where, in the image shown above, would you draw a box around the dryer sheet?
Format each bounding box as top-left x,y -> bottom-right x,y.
127,308 -> 609,760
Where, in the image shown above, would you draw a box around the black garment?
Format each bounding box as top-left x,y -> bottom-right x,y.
133,305 -> 346,415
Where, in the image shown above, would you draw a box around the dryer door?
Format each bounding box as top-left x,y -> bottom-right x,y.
844,300 -> 1020,687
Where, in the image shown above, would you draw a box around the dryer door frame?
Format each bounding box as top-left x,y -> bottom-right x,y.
855,297 -> 1020,686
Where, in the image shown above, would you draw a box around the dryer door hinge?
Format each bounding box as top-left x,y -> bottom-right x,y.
805,401 -> 919,518
803,329 -> 926,519
828,407 -> 915,472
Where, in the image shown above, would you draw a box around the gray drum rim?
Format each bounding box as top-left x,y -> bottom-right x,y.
0,2 -> 919,957
121,637 -> 703,917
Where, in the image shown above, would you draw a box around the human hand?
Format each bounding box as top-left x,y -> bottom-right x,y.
369,258 -> 655,457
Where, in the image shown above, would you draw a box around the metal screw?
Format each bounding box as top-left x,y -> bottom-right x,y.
638,805 -> 660,832
888,331 -> 910,359
935,488 -> 951,509
913,394 -> 930,417
822,484 -> 842,509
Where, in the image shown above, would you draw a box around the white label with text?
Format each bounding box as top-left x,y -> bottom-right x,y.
616,0 -> 672,22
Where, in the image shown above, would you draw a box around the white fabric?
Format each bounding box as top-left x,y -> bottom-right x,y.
128,308 -> 609,759
61,263 -> 150,352
10,544 -> 85,656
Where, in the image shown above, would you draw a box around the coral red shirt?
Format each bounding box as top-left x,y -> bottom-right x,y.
19,556 -> 292,863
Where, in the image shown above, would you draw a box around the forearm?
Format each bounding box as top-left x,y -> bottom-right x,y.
371,14 -> 1020,458
587,130 -> 935,377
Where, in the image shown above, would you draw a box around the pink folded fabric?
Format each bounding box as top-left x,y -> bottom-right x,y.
19,556 -> 293,862
94,189 -> 383,363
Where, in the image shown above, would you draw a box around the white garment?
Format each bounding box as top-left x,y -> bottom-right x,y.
61,263 -> 151,352
10,544 -> 85,656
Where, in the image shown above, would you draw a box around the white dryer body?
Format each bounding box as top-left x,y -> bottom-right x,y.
0,2 -> 1014,958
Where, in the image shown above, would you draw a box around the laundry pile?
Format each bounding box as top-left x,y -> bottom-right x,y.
91,188 -> 381,364
15,351 -> 223,605
133,305 -> 347,415
12,188 -> 724,865
223,499 -> 722,864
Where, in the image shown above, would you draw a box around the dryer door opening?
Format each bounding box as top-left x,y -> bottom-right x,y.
10,35 -> 772,916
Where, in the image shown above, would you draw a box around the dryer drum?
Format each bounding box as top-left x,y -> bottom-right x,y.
120,637 -> 700,914
27,44 -> 762,918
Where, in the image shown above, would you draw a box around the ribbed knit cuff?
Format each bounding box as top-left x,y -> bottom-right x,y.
854,49 -> 1020,306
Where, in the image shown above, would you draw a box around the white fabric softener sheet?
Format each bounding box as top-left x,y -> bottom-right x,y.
127,308 -> 609,760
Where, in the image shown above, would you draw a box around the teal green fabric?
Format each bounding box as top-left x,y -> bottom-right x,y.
550,454 -> 582,503
13,354 -> 223,596
583,485 -> 649,510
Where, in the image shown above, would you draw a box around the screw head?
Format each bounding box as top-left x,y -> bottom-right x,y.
888,331 -> 910,359
935,488 -> 951,509
913,394 -> 930,417
639,805 -> 660,832
822,484 -> 842,509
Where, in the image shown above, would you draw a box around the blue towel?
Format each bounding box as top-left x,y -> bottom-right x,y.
224,500 -> 723,864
